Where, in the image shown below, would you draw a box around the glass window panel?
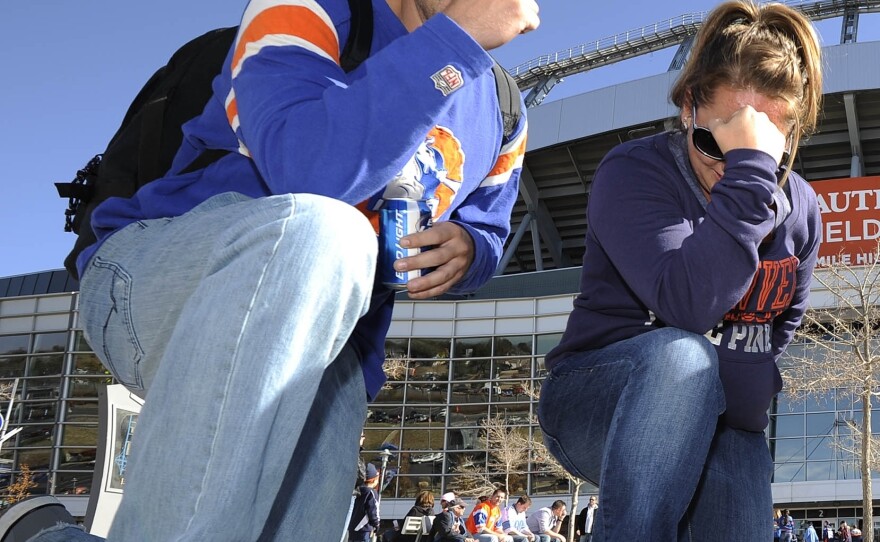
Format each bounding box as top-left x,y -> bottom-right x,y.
61,424 -> 98,447
535,358 -> 548,378
493,336 -> 532,357
806,461 -> 834,481
384,338 -> 408,358
396,474 -> 441,499
74,353 -> 108,376
33,332 -> 67,354
400,456 -> 444,477
405,383 -> 448,405
773,438 -> 805,461
64,401 -> 100,423
58,448 -> 97,470
366,407 -> 402,426
773,414 -> 804,438
0,357 -> 25,378
775,393 -> 805,414
836,390 -> 855,412
536,334 -> 562,356
68,377 -> 108,399
409,359 -> 448,381
402,407 -> 437,425
72,332 -> 92,353
20,401 -> 56,423
373,383 -> 405,404
27,354 -> 63,377
55,472 -> 92,495
446,427 -> 484,451
531,472 -> 570,495
489,403 -> 531,425
453,337 -> 491,359
773,462 -> 805,483
452,360 -> 490,380
0,335 -> 29,356
805,391 -> 834,412
806,437 -> 834,461
446,451 -> 486,471
806,412 -> 836,436
410,338 -> 451,359
23,378 -> 60,399
17,425 -> 54,448
16,449 -> 52,471
447,405 -> 488,428
494,358 -> 531,380
450,381 -> 491,403
401,428 -> 445,451
495,382 -> 530,403
362,429 -> 400,452
837,460 -> 861,480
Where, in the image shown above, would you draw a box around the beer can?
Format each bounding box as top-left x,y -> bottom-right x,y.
379,198 -> 433,290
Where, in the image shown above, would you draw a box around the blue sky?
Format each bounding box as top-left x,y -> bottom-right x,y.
1,1 -> 877,278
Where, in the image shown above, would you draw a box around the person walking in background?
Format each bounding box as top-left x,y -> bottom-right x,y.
22,0 -> 539,541
778,509 -> 794,542
466,488 -> 512,542
575,496 -> 597,542
803,522 -> 819,542
348,463 -> 382,542
537,0 -> 823,537
526,500 -> 567,542
839,522 -> 852,542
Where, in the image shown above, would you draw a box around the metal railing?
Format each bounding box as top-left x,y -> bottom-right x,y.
509,0 -> 880,90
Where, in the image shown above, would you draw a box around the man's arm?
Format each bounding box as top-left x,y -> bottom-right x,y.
397,116 -> 528,299
228,0 -> 536,206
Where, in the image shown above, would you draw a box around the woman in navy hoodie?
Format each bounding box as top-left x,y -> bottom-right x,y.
538,0 -> 823,537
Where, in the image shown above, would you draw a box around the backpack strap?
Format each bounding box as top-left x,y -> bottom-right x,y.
491,61 -> 523,141
341,0 -> 374,72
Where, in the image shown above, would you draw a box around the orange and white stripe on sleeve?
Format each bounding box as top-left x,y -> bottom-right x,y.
224,0 -> 341,151
479,123 -> 527,188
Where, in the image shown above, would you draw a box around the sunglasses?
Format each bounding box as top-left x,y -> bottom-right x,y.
690,103 -> 793,165
691,103 -> 725,161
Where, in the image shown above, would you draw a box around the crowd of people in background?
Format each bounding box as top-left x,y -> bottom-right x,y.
773,510 -> 865,542
353,484 -> 598,542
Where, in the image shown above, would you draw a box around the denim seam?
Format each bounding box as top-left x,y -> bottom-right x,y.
91,257 -> 144,389
183,198 -> 297,535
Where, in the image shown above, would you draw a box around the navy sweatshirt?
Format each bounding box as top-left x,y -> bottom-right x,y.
546,132 -> 821,431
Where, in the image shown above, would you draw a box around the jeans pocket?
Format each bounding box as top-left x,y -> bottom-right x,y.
87,258 -> 145,390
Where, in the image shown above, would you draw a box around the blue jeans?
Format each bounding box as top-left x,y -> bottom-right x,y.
538,327 -> 773,541
31,193 -> 376,541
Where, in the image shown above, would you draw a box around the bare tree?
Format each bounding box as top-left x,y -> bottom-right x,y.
451,413 -> 530,499
781,244 -> 880,542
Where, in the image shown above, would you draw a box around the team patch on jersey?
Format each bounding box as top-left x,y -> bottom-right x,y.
431,65 -> 464,96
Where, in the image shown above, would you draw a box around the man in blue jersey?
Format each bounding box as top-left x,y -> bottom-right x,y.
19,1 -> 539,541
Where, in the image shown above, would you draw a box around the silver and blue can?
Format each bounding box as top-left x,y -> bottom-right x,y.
379,198 -> 433,290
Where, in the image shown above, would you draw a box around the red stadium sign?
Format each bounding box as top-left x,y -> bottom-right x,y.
811,176 -> 880,267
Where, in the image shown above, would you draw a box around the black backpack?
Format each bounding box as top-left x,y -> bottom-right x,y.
56,1 -> 522,280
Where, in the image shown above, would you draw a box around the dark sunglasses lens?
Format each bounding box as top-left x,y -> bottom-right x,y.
692,128 -> 724,160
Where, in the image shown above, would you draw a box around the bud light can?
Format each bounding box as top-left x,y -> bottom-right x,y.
379,198 -> 433,290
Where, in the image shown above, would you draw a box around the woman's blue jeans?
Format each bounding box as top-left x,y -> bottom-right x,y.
29,192 -> 376,541
538,327 -> 774,541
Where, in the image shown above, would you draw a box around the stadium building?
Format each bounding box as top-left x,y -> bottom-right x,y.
2,0 -> 880,534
